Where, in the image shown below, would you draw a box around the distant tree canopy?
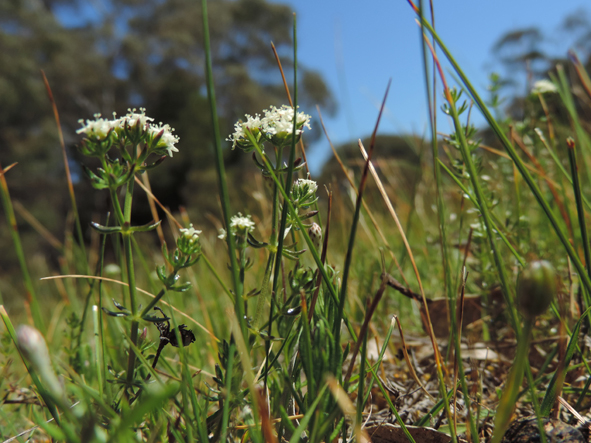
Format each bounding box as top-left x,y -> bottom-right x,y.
0,0 -> 336,267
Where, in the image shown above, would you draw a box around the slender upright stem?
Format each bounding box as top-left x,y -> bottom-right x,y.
567,138 -> 591,280
123,232 -> 139,389
201,0 -> 246,339
121,172 -> 139,390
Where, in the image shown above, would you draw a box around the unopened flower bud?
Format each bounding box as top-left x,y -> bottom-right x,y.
516,260 -> 557,319
17,325 -> 65,400
308,223 -> 322,251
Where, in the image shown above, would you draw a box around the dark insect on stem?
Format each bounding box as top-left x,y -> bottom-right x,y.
148,306 -> 196,380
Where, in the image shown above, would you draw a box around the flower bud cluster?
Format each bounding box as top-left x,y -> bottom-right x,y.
155,224 -> 203,292
227,105 -> 311,151
291,177 -> 319,209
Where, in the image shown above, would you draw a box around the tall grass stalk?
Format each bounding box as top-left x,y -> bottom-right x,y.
418,5 -> 478,439
566,138 -> 591,278
200,0 -> 246,340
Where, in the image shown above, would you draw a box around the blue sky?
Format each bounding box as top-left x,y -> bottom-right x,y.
272,0 -> 590,172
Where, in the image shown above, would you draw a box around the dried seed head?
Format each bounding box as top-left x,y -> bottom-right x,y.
308,222 -> 322,251
516,260 -> 557,319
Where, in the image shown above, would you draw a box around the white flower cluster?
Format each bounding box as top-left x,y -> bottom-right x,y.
229,213 -> 256,235
179,224 -> 202,242
531,79 -> 558,95
294,178 -> 318,195
177,223 -> 202,254
77,108 -> 179,157
227,105 -> 311,150
263,105 -> 311,136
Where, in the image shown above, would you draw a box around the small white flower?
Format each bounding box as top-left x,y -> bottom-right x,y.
177,223 -> 201,254
261,105 -> 311,136
218,228 -> 227,240
532,79 -> 557,95
230,213 -> 255,235
149,122 -> 180,157
117,107 -> 154,129
294,178 -> 318,194
76,113 -> 117,140
226,114 -> 263,150
180,224 -> 201,242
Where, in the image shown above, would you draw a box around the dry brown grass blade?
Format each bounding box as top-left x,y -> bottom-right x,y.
0,162 -> 17,175
255,388 -> 278,443
326,376 -> 371,443
477,142 -> 561,187
271,42 -> 310,175
344,273 -> 389,383
39,274 -> 218,341
358,141 -> 443,369
570,50 -> 591,101
134,176 -> 182,229
12,200 -> 63,250
393,315 -> 434,400
140,173 -> 166,249
316,105 -> 410,287
536,93 -> 556,142
453,268 -> 469,431
40,71 -> 86,259
41,71 -> 75,206
234,414 -> 304,430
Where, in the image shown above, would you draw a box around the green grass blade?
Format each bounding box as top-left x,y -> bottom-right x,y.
0,166 -> 45,332
566,138 -> 591,279
200,0 -> 246,339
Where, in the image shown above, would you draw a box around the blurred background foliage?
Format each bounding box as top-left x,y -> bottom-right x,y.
0,0 -> 336,275
1,0 -> 591,292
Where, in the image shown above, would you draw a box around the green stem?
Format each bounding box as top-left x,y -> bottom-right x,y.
200,0 -> 246,340
261,148 -> 283,390
202,254 -> 234,302
567,138 -> 591,279
123,232 -> 139,390
271,17 -> 300,326
108,187 -> 125,226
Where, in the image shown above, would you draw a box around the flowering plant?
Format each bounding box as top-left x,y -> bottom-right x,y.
227,105 -> 311,152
